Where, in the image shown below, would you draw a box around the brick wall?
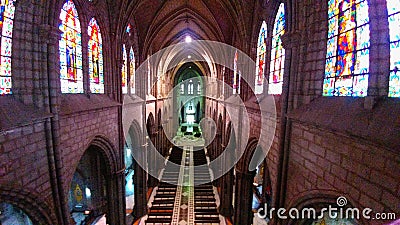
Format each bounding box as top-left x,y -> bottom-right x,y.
0,121 -> 56,222
286,122 -> 399,224
59,107 -> 120,192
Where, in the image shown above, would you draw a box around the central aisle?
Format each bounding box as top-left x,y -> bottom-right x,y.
144,145 -> 224,225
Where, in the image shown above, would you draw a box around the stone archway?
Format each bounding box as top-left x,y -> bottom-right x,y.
126,121 -> 148,221
218,121 -> 235,218
233,138 -> 273,225
285,191 -> 362,225
146,112 -> 158,188
0,188 -> 55,225
67,136 -> 119,225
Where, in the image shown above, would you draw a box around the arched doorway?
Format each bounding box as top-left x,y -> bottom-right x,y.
287,193 -> 362,225
219,122 -> 235,218
146,112 -> 158,188
173,62 -> 205,137
68,145 -> 114,225
0,203 -> 33,224
252,156 -> 272,225
126,121 -> 148,221
234,138 -> 273,225
0,188 -> 54,224
124,140 -> 135,214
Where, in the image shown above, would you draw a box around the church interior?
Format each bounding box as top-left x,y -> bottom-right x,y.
0,0 -> 399,224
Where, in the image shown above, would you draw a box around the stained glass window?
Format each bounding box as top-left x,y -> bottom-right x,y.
233,50 -> 240,94
88,18 -> 104,93
129,47 -> 135,94
126,23 -> 131,36
233,50 -> 238,94
323,0 -> 370,97
180,83 -> 184,94
147,56 -> 151,95
388,0 -> 400,97
197,82 -> 201,95
269,3 -> 285,95
255,21 -> 267,94
0,0 -> 15,95
122,44 -> 127,94
188,80 -> 193,95
59,0 -> 83,93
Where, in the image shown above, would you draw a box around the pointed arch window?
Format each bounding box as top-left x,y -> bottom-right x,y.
129,47 -> 135,94
255,21 -> 267,94
0,0 -> 16,95
268,3 -> 286,95
197,82 -> 201,95
388,0 -> 400,97
180,83 -> 184,94
233,50 -> 241,94
59,0 -> 83,93
88,18 -> 104,93
323,0 -> 370,97
126,23 -> 132,36
122,44 -> 127,94
188,80 -> 193,95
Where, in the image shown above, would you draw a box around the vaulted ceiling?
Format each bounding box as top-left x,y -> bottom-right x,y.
119,0 -> 254,56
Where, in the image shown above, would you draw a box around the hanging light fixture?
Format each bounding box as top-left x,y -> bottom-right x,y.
184,12 -> 192,43
185,35 -> 192,43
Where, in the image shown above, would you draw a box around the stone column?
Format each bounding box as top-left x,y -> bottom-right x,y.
233,170 -> 256,225
109,170 -> 125,225
39,24 -> 68,225
275,30 -> 301,225
218,169 -> 234,217
147,134 -> 158,188
133,145 -> 148,219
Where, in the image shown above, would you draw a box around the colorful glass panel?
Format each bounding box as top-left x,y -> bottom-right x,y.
129,47 -> 135,94
255,21 -> 267,94
126,23 -> 131,35
268,3 -> 285,95
59,0 -> 83,93
233,50 -> 240,94
323,0 -> 370,97
88,18 -> 104,93
122,44 -> 127,94
0,0 -> 15,95
388,0 -> 400,97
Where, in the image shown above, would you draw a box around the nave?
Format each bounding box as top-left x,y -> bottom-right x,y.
144,146 -> 223,225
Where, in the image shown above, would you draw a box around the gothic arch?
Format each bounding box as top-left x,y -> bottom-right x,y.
128,119 -> 143,147
118,16 -> 140,73
238,137 -> 259,172
286,190 -> 365,225
89,135 -> 119,174
268,0 -> 292,34
0,188 -> 55,224
157,108 -> 162,127
146,112 -> 156,137
53,0 -> 85,28
67,135 -> 120,224
67,134 -> 119,197
224,121 -> 232,147
146,112 -> 158,187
